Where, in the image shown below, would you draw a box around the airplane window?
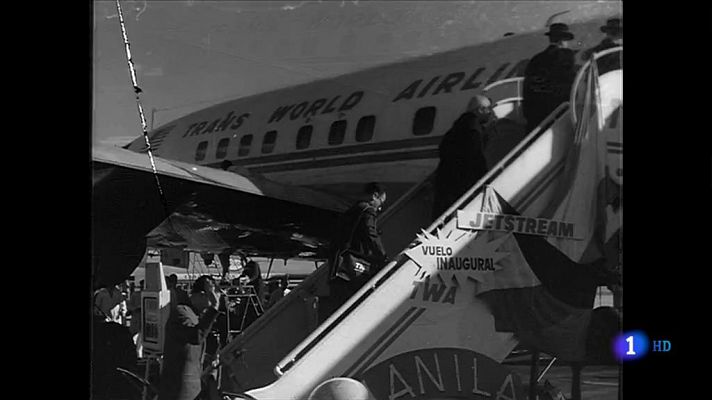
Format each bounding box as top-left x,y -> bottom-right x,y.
296,125 -> 313,150
328,120 -> 347,145
195,141 -> 208,161
355,116 -> 375,142
262,130 -> 277,154
413,107 -> 436,136
216,138 -> 230,159
238,134 -> 253,157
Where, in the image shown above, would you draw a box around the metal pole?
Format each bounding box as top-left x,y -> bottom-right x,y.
142,357 -> 151,400
529,350 -> 539,400
114,0 -> 170,218
266,258 -> 275,279
618,362 -> 622,400
571,363 -> 582,400
537,357 -> 557,383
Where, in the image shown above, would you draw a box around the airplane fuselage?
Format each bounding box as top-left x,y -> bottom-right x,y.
126,6 -> 621,201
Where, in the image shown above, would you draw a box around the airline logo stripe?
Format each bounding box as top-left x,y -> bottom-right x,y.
228,136 -> 443,167
249,149 -> 439,174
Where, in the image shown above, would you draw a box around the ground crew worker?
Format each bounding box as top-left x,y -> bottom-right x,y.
240,260 -> 265,305
93,282 -> 125,323
432,95 -> 494,219
158,275 -> 223,400
522,23 -> 578,133
166,274 -> 189,314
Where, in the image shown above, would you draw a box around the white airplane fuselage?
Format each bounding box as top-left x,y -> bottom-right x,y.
126,5 -> 621,202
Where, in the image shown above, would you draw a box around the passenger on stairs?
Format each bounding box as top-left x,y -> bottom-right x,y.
322,183 -> 388,321
522,23 -> 578,134
329,182 -> 388,281
582,18 -> 622,75
432,95 -> 494,219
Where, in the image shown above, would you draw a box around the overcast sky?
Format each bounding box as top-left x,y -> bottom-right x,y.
92,1 -> 619,147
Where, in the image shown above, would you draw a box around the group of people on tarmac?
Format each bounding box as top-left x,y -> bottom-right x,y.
159,262 -> 273,400
157,262 -> 299,400
91,262 -> 274,400
92,279 -> 143,399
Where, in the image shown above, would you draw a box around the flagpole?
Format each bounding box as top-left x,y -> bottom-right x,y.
571,363 -> 582,400
529,350 -> 539,400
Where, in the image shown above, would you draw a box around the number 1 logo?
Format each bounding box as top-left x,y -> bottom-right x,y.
615,331 -> 648,361
626,335 -> 636,355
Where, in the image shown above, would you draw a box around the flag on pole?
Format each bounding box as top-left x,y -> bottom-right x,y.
541,61 -> 610,264
476,187 -> 603,362
464,62 -> 623,360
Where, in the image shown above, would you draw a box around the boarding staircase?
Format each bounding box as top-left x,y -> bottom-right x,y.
216,101 -> 571,393
217,48 -> 622,399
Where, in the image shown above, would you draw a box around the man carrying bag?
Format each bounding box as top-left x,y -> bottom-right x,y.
329,182 -> 389,284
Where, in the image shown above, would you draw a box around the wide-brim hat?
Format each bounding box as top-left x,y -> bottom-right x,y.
545,23 -> 574,40
601,18 -> 622,34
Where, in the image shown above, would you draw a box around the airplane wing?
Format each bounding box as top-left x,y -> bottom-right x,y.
92,145 -> 350,286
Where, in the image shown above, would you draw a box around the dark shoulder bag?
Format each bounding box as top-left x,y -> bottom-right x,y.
334,206 -> 373,282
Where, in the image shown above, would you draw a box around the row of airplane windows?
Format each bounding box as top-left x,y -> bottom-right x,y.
194,106 -> 438,161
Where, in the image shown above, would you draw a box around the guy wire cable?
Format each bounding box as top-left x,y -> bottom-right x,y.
115,0 -> 170,218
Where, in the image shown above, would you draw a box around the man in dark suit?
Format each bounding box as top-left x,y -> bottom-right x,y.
239,260 -> 265,305
432,94 -> 495,219
166,274 -> 190,314
321,183 -> 388,321
523,23 -> 578,133
329,182 -> 388,281
582,18 -> 622,75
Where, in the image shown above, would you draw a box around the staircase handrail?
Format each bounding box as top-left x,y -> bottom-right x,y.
570,46 -> 623,125
273,100 -> 571,377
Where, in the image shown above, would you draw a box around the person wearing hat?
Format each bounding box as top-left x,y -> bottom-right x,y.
431,94 -> 495,219
582,18 -> 622,74
522,23 -> 579,134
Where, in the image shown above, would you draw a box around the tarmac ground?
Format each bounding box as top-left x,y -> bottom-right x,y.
508,364 -> 621,400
